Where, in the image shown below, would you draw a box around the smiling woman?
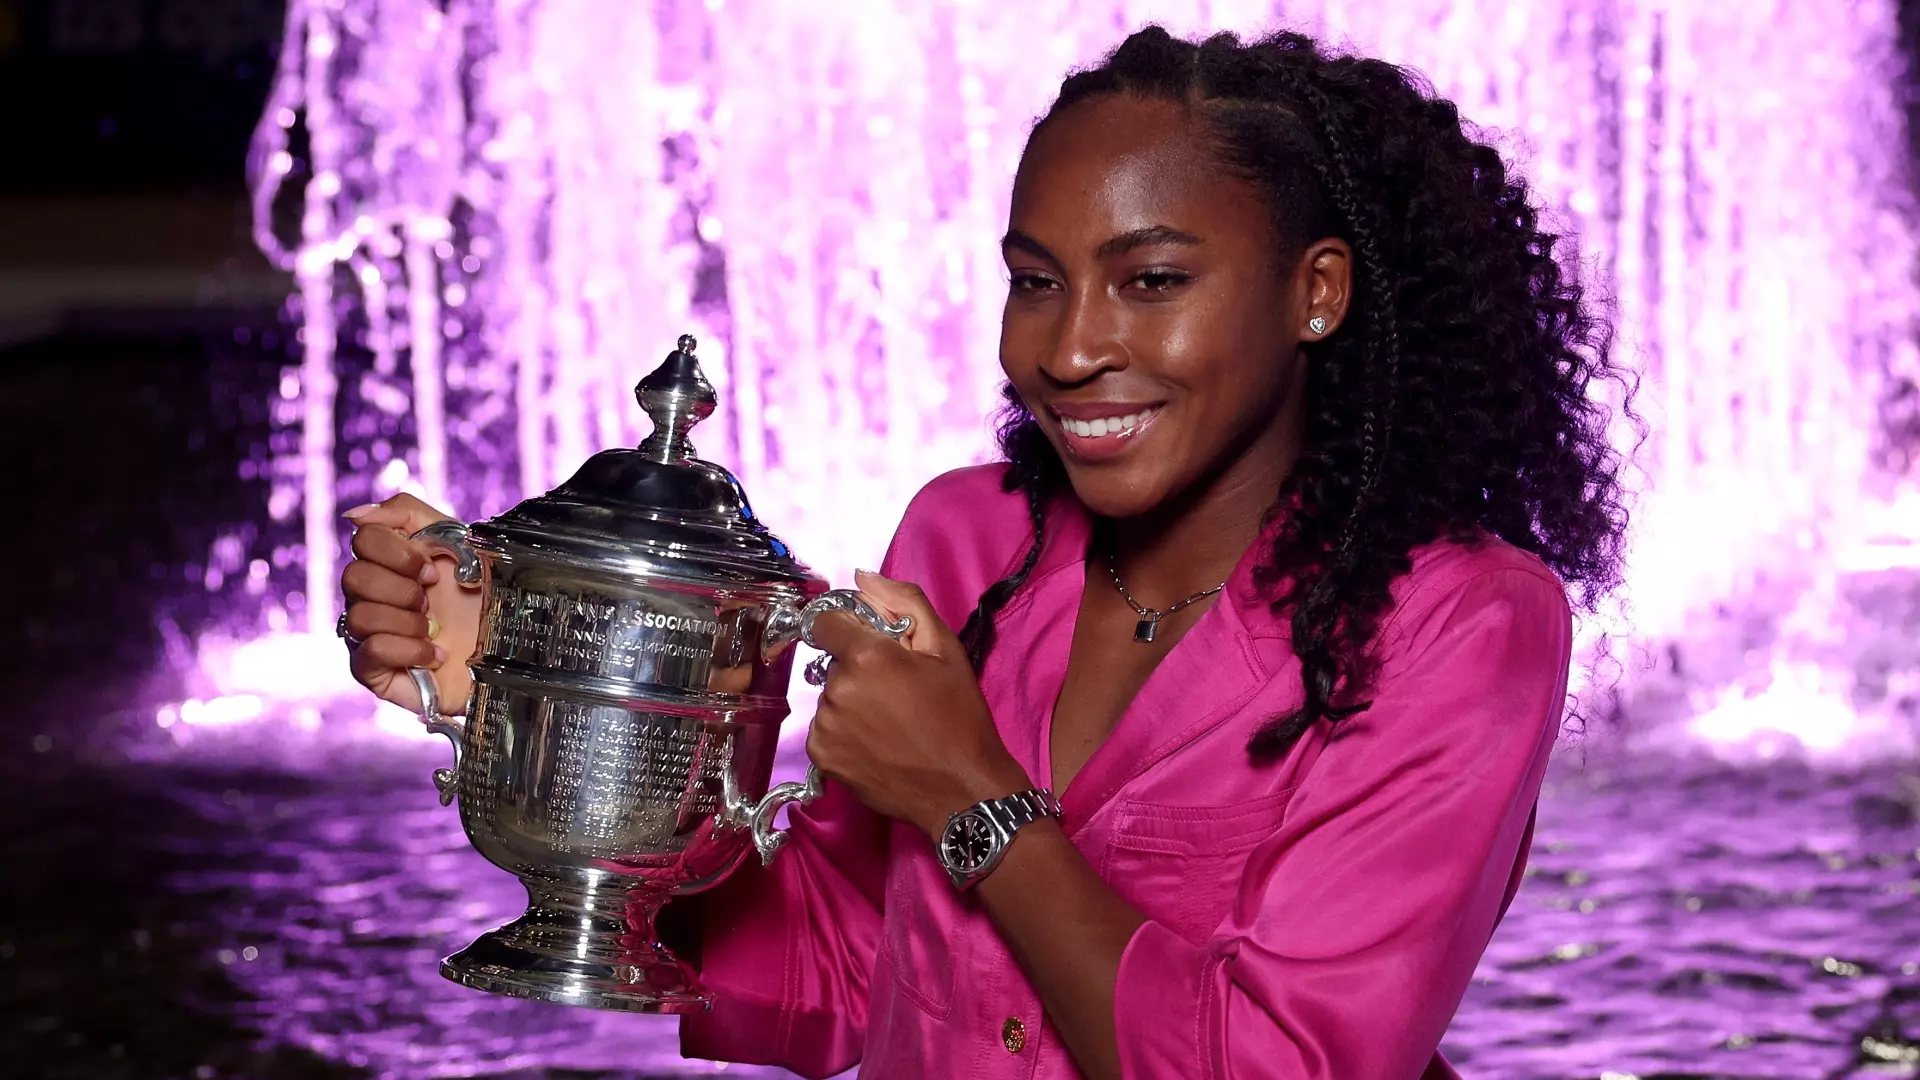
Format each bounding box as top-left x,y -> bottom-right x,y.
690,24 -> 1630,1080
340,22 -> 1633,1080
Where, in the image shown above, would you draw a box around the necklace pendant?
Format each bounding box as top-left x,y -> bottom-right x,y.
1133,617 -> 1160,644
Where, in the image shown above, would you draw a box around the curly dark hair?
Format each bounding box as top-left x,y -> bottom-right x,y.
956,26 -> 1635,759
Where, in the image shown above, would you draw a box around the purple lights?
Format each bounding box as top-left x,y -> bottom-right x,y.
229,4 -> 1918,750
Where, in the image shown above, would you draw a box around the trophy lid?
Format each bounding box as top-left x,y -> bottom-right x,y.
473,335 -> 824,590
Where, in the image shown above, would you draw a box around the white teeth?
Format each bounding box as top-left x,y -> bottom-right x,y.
1058,407 -> 1157,438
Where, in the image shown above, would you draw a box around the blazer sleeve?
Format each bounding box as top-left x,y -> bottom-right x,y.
677,545 -> 932,1076
1112,565 -> 1573,1080
677,778 -> 888,1078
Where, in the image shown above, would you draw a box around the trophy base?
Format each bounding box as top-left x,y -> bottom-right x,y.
440,870 -> 711,1014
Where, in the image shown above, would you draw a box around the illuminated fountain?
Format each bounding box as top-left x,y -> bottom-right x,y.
213,0 -> 1919,758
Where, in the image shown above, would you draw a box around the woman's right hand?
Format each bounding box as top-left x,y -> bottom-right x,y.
341,494 -> 483,714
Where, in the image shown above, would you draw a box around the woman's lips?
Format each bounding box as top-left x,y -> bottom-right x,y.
1048,404 -> 1162,462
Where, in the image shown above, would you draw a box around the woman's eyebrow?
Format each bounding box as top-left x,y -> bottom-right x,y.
1001,224 -> 1205,263
1001,228 -> 1057,262
1094,224 -> 1203,259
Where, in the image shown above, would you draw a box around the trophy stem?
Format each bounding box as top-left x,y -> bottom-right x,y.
441,867 -> 709,1013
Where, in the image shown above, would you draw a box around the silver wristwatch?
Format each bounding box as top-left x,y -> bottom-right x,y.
934,788 -> 1063,890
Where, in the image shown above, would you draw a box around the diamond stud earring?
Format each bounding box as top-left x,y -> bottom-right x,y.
1308,316 -> 1329,335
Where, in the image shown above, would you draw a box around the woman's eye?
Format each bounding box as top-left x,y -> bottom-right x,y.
1132,270 -> 1191,293
1008,272 -> 1057,295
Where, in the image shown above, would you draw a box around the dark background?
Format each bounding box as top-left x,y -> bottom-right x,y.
0,8 -> 310,1077
0,0 -> 293,721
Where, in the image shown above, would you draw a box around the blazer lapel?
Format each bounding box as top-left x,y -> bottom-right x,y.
978,497 -> 1092,797
1057,529 -> 1278,833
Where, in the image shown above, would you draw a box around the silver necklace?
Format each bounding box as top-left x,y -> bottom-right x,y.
1105,553 -> 1227,643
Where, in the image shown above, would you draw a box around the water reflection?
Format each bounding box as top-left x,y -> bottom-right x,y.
5,713 -> 1918,1079
0,726 -> 793,1079
1456,756 -> 1920,1078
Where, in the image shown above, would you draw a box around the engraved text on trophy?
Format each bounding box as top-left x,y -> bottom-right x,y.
483,580 -> 747,691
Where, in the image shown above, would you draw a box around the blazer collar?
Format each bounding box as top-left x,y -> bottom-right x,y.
1009,487 -> 1290,638
1005,489 -> 1291,830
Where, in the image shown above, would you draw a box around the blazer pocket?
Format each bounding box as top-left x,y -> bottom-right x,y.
882,845 -> 962,1019
1102,787 -> 1296,946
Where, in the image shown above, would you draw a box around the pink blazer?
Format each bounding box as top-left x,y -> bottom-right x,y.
681,464 -> 1572,1079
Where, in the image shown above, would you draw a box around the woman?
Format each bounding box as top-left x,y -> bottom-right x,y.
341,26 -> 1629,1080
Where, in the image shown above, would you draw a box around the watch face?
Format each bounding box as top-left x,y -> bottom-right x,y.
940,811 -> 997,872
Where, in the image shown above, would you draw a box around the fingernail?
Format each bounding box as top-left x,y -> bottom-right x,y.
343,503 -> 379,520
427,616 -> 441,640
433,645 -> 447,664
854,568 -> 878,581
418,562 -> 440,585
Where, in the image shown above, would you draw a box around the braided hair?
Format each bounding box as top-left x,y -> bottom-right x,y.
956,26 -> 1633,759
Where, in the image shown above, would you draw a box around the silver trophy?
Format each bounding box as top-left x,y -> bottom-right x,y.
403,335 -> 908,1013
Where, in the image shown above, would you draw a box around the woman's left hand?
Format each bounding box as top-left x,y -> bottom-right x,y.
803,569 -> 1034,838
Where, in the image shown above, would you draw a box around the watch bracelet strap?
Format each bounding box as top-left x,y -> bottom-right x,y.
985,788 -> 1063,832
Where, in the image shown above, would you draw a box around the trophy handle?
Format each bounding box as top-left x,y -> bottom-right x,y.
731,589 -> 913,865
406,520 -> 484,807
408,666 -> 466,806
724,761 -> 826,866
795,588 -> 914,687
411,520 -> 485,586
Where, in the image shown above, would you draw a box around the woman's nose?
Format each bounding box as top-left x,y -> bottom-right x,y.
1038,288 -> 1127,385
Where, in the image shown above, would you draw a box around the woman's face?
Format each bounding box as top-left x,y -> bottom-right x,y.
1000,93 -> 1346,521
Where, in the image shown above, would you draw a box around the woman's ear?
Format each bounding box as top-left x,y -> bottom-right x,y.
1299,237 -> 1354,341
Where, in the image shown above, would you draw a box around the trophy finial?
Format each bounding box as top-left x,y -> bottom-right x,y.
636,334 -> 717,464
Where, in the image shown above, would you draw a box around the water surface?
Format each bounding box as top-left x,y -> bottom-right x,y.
4,718 -> 1915,1079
